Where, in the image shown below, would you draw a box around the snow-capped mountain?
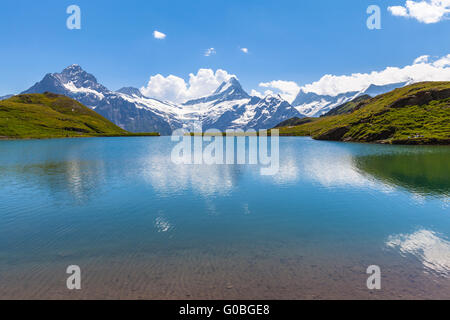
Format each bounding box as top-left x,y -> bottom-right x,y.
184,77 -> 250,106
22,65 -> 304,134
292,81 -> 409,117
361,82 -> 409,97
23,65 -> 182,135
19,65 -> 416,133
292,90 -> 360,117
237,94 -> 303,130
181,77 -> 304,131
116,87 -> 147,98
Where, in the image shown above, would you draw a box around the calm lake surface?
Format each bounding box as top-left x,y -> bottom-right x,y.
0,137 -> 449,299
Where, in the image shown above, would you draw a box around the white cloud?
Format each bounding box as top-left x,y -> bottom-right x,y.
204,48 -> 216,57
433,54 -> 450,67
389,5 -> 409,17
388,0 -> 450,24
250,89 -> 262,97
153,30 -> 166,39
141,69 -> 236,103
251,89 -> 266,98
414,55 -> 430,64
241,48 -> 249,54
140,54 -> 450,103
254,80 -> 301,103
300,54 -> 450,96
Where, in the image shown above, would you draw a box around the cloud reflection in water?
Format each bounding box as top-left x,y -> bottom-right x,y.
386,229 -> 450,277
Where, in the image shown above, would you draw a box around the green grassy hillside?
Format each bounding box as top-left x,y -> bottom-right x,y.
276,82 -> 450,145
0,93 -> 159,139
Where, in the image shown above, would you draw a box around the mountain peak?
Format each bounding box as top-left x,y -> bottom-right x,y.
212,77 -> 250,101
61,64 -> 84,76
184,77 -> 249,105
361,81 -> 408,97
57,65 -> 105,91
65,64 -> 82,70
117,87 -> 146,98
227,77 -> 240,86
264,93 -> 283,101
213,77 -> 243,95
22,64 -> 108,98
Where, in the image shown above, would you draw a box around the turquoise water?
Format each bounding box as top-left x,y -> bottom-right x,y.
0,137 -> 449,299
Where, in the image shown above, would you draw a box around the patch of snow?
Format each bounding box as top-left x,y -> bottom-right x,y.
63,82 -> 105,100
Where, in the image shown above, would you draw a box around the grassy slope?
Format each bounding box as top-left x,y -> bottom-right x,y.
276,82 -> 450,145
0,93 -> 159,139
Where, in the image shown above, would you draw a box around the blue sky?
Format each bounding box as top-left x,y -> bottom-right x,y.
0,0 -> 449,97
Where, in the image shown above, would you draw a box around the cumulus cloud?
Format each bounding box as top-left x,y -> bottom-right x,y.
140,54 -> 450,103
153,30 -> 166,39
300,54 -> 450,96
414,55 -> 430,64
253,80 -> 301,103
141,69 -> 236,103
389,5 -> 409,17
204,48 -> 216,57
434,54 -> 450,67
388,0 -> 450,24
241,48 -> 249,54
